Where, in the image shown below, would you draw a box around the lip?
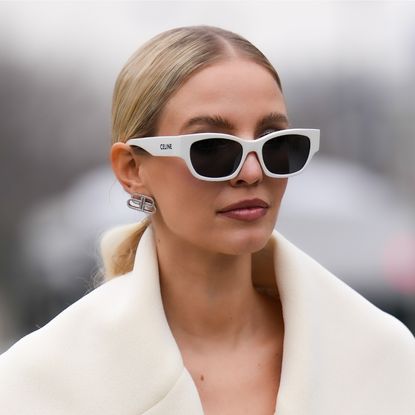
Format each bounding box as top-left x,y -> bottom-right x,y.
218,198 -> 269,221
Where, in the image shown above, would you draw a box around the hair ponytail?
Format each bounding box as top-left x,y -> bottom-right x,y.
99,218 -> 150,282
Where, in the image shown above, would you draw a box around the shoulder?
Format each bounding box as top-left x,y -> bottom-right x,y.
0,275 -> 127,411
0,268 -> 185,414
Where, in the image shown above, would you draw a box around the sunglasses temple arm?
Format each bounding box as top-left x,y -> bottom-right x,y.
128,136 -> 183,157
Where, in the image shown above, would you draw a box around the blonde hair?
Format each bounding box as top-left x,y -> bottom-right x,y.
102,25 -> 283,281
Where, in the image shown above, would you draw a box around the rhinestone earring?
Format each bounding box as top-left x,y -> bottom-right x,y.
127,194 -> 156,214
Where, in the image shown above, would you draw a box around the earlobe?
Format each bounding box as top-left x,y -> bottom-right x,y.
110,142 -> 149,194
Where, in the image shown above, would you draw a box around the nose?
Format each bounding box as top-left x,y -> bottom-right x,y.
229,152 -> 264,187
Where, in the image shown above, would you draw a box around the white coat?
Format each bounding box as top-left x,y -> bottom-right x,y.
0,224 -> 414,414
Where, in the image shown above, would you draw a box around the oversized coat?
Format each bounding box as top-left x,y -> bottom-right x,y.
0,224 -> 414,415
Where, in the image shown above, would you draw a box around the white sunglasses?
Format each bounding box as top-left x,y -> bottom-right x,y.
126,128 -> 320,181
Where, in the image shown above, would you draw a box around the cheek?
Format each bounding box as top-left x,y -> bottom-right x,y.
146,158 -> 217,222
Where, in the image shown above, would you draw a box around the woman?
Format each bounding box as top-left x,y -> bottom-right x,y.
0,26 -> 414,415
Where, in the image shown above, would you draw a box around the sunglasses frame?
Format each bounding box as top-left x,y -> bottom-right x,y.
126,128 -> 320,181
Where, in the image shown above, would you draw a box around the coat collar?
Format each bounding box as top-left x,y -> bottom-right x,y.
130,225 -> 315,413
1,223 -> 414,414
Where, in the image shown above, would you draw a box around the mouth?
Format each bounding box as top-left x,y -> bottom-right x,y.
217,198 -> 269,221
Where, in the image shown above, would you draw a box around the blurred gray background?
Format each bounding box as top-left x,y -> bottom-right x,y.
1,1 -> 414,352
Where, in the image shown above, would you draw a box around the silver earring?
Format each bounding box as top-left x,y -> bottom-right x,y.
127,194 -> 156,214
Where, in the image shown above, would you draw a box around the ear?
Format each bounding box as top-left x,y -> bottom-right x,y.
110,143 -> 150,195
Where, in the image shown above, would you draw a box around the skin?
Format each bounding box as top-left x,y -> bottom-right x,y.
112,57 -> 289,414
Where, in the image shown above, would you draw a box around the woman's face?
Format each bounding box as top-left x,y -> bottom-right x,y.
139,58 -> 289,255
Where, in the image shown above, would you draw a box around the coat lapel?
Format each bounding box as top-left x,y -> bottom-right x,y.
129,225 -> 204,414
268,232 -> 415,415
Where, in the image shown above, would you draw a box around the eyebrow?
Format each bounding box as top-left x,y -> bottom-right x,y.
255,113 -> 290,133
180,112 -> 290,135
181,115 -> 235,133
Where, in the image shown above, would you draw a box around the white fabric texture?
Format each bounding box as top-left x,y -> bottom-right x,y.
0,225 -> 414,414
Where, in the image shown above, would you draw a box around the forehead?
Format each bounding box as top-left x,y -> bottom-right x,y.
157,58 -> 287,135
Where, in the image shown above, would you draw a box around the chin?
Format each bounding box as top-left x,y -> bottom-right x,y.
215,225 -> 275,256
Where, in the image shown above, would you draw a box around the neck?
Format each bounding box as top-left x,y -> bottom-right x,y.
154,226 -> 281,352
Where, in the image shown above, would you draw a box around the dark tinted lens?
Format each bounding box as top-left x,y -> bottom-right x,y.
190,138 -> 242,178
263,134 -> 310,174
